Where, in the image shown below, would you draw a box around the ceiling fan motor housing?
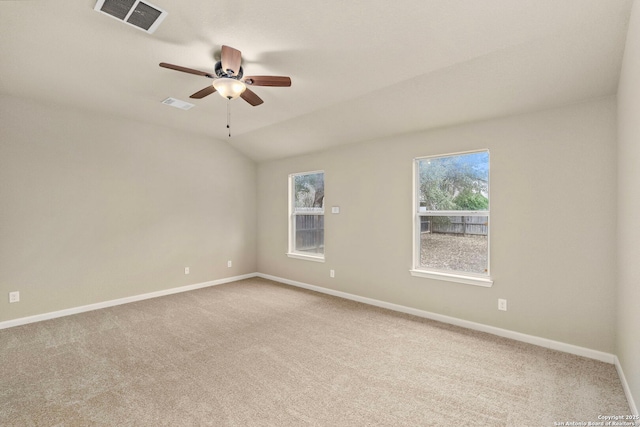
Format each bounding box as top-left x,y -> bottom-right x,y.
214,61 -> 243,79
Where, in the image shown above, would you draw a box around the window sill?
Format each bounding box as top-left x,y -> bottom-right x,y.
287,253 -> 325,263
409,269 -> 493,287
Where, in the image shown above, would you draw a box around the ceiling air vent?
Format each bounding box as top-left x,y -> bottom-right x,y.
161,98 -> 194,110
94,0 -> 168,34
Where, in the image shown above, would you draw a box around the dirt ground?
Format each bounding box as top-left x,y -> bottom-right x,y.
420,233 -> 488,274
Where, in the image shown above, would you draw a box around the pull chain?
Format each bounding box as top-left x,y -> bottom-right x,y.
226,98 -> 231,137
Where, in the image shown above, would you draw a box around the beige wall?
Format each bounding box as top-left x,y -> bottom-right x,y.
0,95 -> 257,322
617,0 -> 640,413
258,97 -> 618,353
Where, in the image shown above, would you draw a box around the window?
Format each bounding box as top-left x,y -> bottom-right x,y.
411,151 -> 492,286
288,171 -> 325,262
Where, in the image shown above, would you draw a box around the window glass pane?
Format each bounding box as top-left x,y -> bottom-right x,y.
419,215 -> 488,274
290,171 -> 325,258
418,152 -> 489,212
294,173 -> 324,211
295,215 -> 324,254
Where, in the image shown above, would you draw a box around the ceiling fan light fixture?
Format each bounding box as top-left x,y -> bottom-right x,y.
213,78 -> 246,99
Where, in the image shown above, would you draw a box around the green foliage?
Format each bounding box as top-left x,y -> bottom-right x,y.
454,189 -> 489,210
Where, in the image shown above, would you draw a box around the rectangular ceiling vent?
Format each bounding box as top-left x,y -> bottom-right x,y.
162,98 -> 194,110
94,0 -> 168,34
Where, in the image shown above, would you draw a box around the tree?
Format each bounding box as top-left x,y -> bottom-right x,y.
294,173 -> 324,208
419,152 -> 488,211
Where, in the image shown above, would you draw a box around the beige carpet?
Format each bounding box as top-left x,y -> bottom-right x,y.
0,277 -> 630,426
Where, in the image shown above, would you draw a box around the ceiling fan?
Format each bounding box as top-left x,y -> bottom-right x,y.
159,45 -> 291,106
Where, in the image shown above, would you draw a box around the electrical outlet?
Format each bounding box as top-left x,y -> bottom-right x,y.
184,267 -> 190,275
498,298 -> 507,311
227,260 -> 232,268
330,269 -> 335,278
9,291 -> 20,303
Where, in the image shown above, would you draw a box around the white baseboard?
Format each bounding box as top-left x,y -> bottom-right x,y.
256,273 -> 616,364
615,356 -> 639,415
0,273 -> 256,330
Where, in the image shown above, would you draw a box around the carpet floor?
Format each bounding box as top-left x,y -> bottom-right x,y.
0,277 -> 630,426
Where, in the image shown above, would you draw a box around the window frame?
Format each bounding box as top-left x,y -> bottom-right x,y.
410,150 -> 493,287
287,170 -> 325,263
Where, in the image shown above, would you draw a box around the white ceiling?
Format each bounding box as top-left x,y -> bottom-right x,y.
0,0 -> 633,162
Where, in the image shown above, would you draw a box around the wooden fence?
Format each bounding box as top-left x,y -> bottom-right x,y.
420,216 -> 488,236
295,215 -> 324,252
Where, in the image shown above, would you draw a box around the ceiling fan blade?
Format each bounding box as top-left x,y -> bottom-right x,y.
244,76 -> 292,87
240,88 -> 264,106
159,62 -> 213,78
221,45 -> 242,76
190,85 -> 216,99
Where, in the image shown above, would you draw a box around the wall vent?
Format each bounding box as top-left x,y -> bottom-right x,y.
94,0 -> 168,34
162,98 -> 194,110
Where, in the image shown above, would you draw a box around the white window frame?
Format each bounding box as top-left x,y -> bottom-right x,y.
287,170 -> 325,262
410,150 -> 493,287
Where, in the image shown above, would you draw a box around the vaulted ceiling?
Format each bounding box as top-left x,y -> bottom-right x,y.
0,0 -> 633,162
